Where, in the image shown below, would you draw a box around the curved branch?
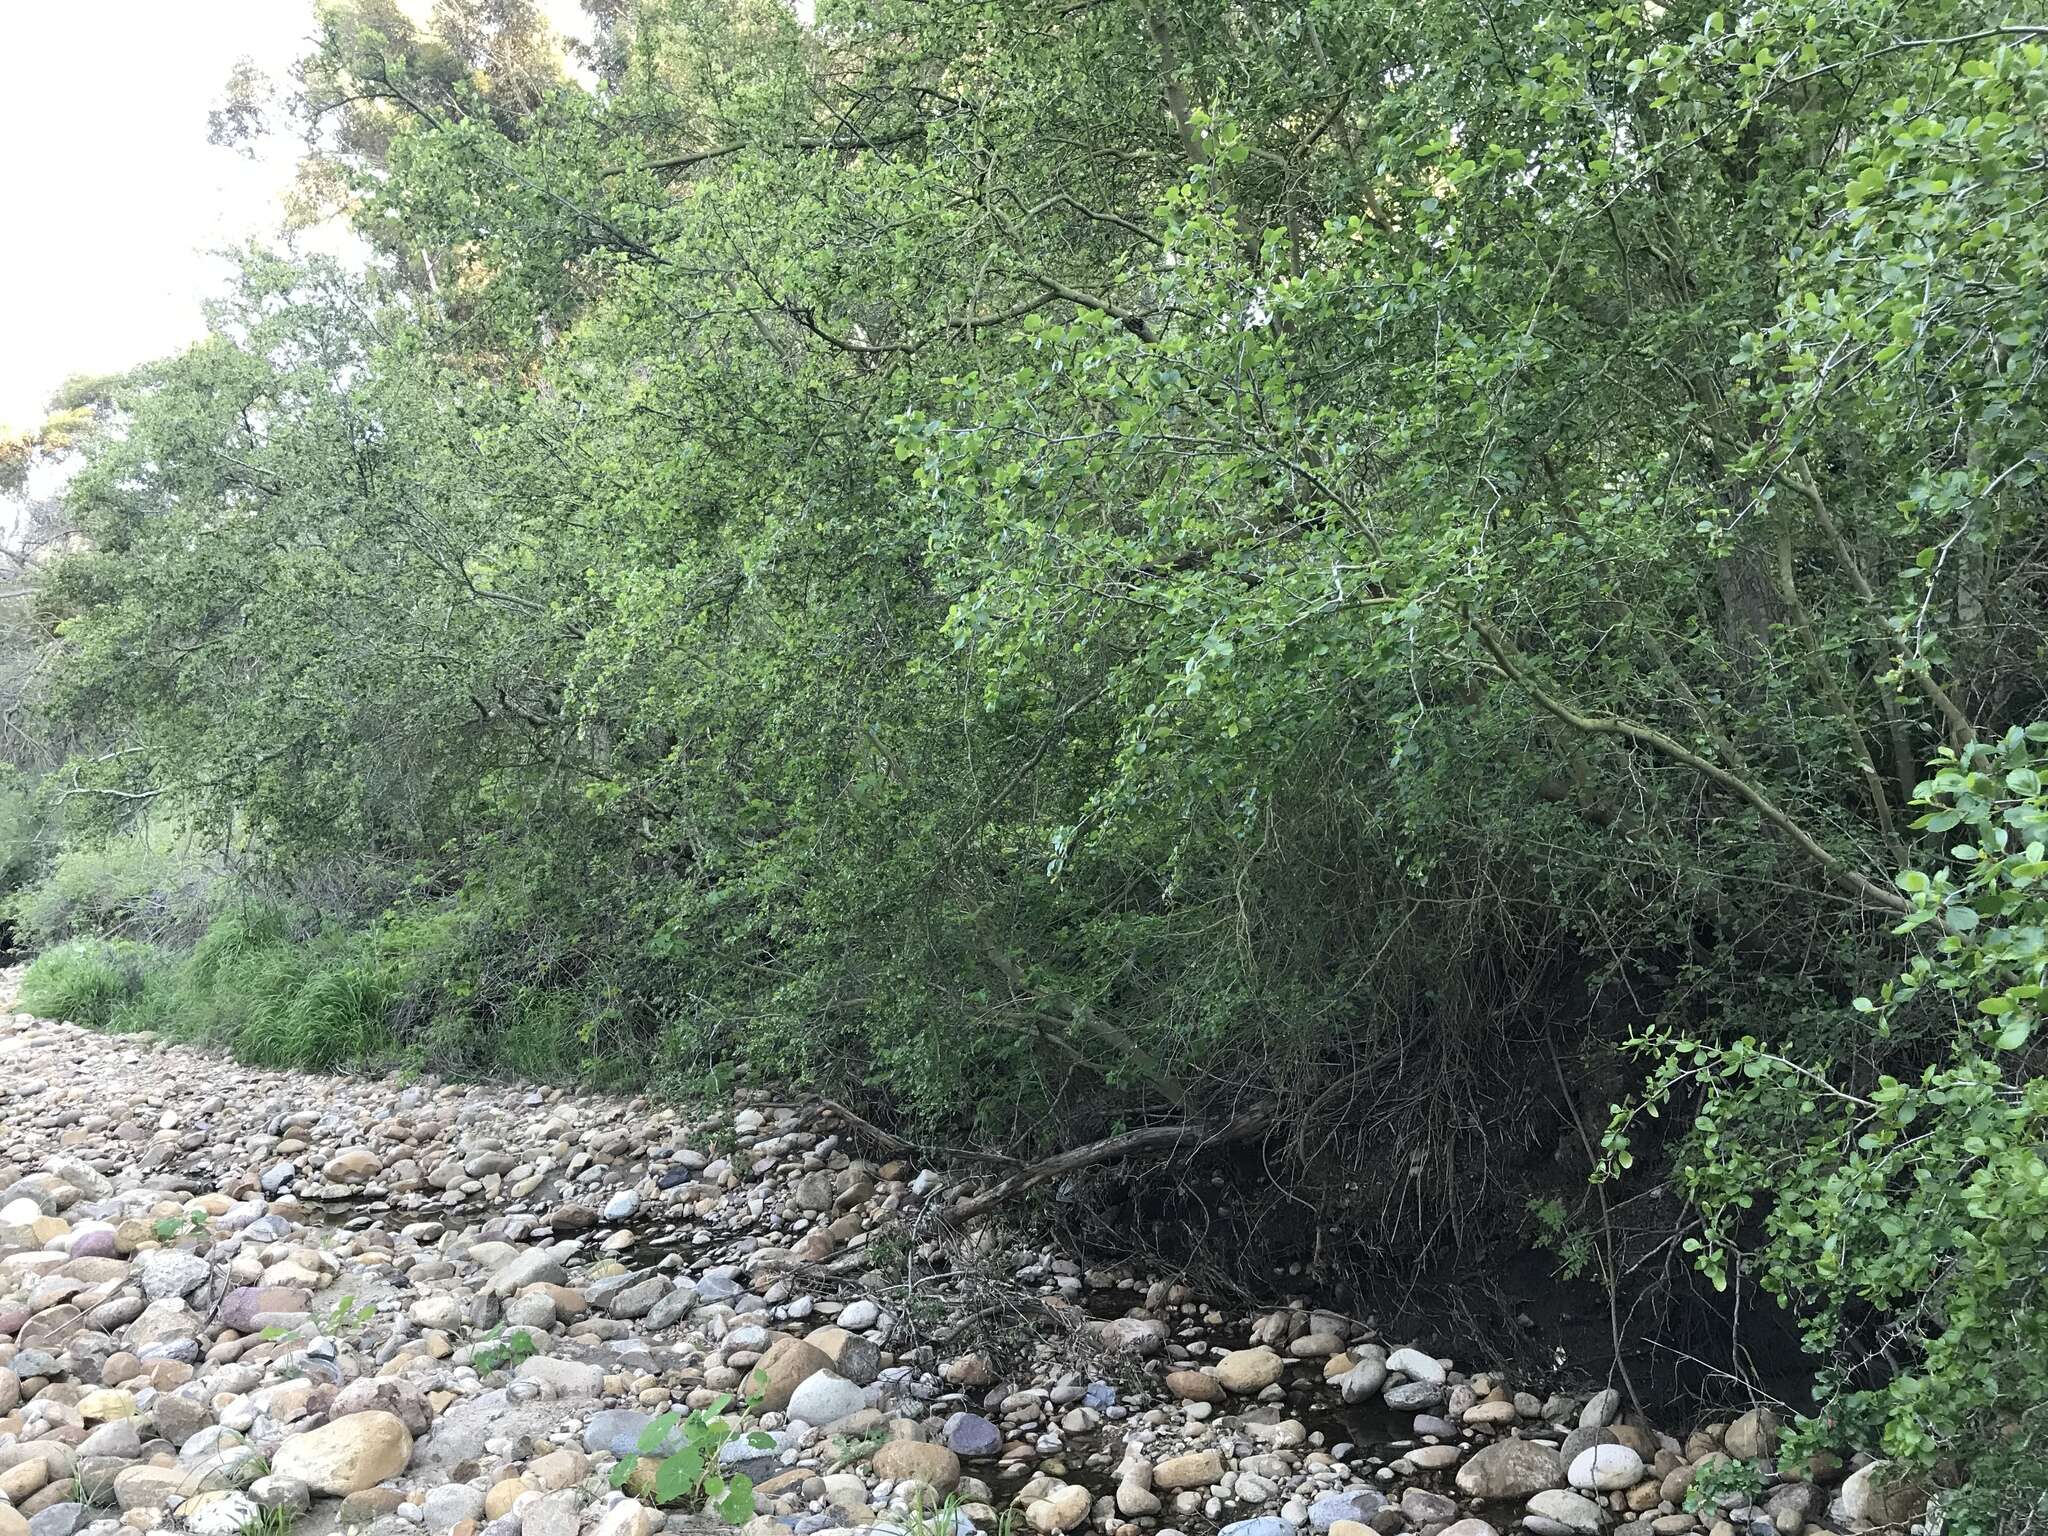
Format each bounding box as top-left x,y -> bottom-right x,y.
1469,614 -> 1911,915
948,1111 -> 1275,1221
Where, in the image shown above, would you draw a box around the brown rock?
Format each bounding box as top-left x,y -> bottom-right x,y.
1214,1346 -> 1286,1394
272,1410 -> 414,1495
805,1325 -> 881,1385
749,1335 -> 832,1413
1152,1451 -> 1225,1491
1724,1409 -> 1778,1461
872,1440 -> 961,1492
1166,1370 -> 1224,1404
1456,1439 -> 1565,1499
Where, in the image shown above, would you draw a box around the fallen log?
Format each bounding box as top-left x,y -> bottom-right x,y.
946,1110 -> 1277,1221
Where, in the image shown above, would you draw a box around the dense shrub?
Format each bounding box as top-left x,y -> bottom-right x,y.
1610,728 -> 2048,1526
8,826 -> 222,947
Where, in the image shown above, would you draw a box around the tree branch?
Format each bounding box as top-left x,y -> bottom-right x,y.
948,1111 -> 1274,1221
1469,614 -> 1911,915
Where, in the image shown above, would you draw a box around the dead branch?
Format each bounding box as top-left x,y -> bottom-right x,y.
948,1111 -> 1275,1221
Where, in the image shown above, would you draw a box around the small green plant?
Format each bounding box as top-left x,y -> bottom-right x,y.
152,1209 -> 212,1241
1684,1455 -> 1764,1514
897,1495 -> 1009,1536
472,1325 -> 538,1373
1527,1195 -> 1595,1282
606,1390 -> 771,1522
323,1294 -> 377,1334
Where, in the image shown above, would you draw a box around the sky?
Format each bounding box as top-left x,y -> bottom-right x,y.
0,3 -> 325,432
0,0 -> 590,436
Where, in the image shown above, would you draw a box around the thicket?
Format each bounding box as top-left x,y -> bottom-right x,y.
2,0 -> 2043,1525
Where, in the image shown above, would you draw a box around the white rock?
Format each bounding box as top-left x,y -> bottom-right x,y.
787,1371 -> 867,1426
594,1499 -> 655,1536
604,1190 -> 641,1222
182,1492 -> 263,1536
135,1249 -> 212,1301
1385,1347 -> 1447,1384
1841,1462 -> 1926,1528
1567,1445 -> 1645,1493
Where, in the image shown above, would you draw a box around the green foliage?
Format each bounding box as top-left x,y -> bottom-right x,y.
235,1501 -> 298,1536
7,826 -> 221,946
1527,1196 -> 1597,1284
1684,1456 -> 1765,1515
151,1209 -> 212,1242
607,1391 -> 768,1523
1610,726 -> 2048,1530
472,1325 -> 539,1374
0,768 -> 46,899
323,1294 -> 378,1335
18,937 -> 158,1026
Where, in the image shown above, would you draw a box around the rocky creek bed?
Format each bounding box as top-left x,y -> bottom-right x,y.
0,973 -> 1928,1536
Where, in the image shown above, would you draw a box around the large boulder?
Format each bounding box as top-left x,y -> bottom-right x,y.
1216,1346 -> 1286,1394
1528,1490 -> 1607,1534
1725,1408 -> 1778,1460
134,1250 -> 212,1301
272,1411 -> 414,1495
485,1245 -> 570,1298
1580,1390 -> 1622,1429
786,1370 -> 866,1426
1308,1491 -> 1387,1532
1386,1347 -> 1448,1384
1841,1462 -> 1926,1529
1027,1484 -> 1092,1534
941,1412 -> 1002,1459
749,1335 -> 832,1413
330,1377 -> 432,1438
1457,1439 -> 1565,1499
1166,1369 -> 1224,1403
1336,1352 -> 1389,1403
1568,1444 -> 1645,1493
1097,1317 -> 1168,1356
871,1440 -> 961,1492
805,1324 -> 881,1385
1153,1451 -> 1225,1491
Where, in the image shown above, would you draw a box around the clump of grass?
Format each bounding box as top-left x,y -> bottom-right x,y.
18,937 -> 158,1026
22,909 -> 398,1072
237,1503 -> 297,1536
20,893 -> 638,1089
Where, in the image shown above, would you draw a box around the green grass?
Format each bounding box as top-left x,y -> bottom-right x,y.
17,937 -> 158,1026
19,914 -> 397,1070
15,902 -> 643,1086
